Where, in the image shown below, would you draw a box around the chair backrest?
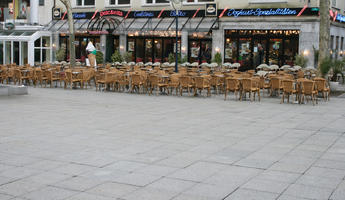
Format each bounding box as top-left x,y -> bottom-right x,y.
314,78 -> 326,92
297,70 -> 304,78
226,78 -> 239,90
302,80 -> 315,95
132,74 -> 142,85
271,77 -> 281,89
194,76 -> 205,88
149,75 -> 159,86
179,76 -> 191,87
170,74 -> 180,84
282,79 -> 294,93
242,78 -> 253,91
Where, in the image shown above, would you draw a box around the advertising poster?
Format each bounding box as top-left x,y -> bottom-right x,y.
128,41 -> 135,52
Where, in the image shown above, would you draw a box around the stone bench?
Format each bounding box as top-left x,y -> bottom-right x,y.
0,85 -> 28,96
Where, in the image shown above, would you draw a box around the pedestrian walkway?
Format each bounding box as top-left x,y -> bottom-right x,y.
0,87 -> 344,200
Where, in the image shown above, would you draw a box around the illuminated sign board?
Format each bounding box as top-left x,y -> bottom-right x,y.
227,8 -> 297,17
100,10 -> 123,17
336,14 -> 345,23
134,11 -> 154,17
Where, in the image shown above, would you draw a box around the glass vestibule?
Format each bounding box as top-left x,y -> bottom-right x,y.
128,37 -> 181,63
224,30 -> 300,69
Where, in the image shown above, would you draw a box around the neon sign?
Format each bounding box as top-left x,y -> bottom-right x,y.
227,8 -> 297,17
336,14 -> 345,23
73,13 -> 86,19
100,10 -> 123,17
170,10 -> 187,17
134,11 -> 154,17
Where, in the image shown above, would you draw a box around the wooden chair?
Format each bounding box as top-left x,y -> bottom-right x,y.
45,71 -> 60,88
168,74 -> 180,96
241,78 -> 260,102
258,77 -> 271,96
95,72 -> 115,91
224,77 -> 240,100
314,77 -> 330,101
131,73 -> 144,93
64,70 -> 83,89
194,76 -> 211,97
281,79 -> 297,104
270,77 -> 282,97
297,70 -> 305,79
210,75 -> 221,94
148,75 -> 168,95
35,69 -> 48,87
300,80 -> 318,105
179,76 -> 193,96
117,72 -> 129,92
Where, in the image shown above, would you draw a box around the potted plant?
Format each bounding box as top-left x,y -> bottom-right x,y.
320,57 -> 344,91
96,51 -> 104,65
213,52 -> 222,67
294,54 -> 308,68
111,50 -> 123,63
56,44 -> 66,62
123,52 -> 132,62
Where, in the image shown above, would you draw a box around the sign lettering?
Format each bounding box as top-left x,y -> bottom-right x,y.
134,11 -> 154,17
100,10 -> 123,17
170,10 -> 187,17
73,13 -> 86,19
337,14 -> 345,23
227,8 -> 297,17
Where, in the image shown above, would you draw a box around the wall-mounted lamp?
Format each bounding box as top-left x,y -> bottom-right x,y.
303,49 -> 309,56
120,45 -> 124,50
215,47 -> 221,53
181,46 -> 186,53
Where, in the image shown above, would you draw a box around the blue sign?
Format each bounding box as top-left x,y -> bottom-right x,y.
227,8 -> 297,18
134,11 -> 154,17
73,13 -> 86,19
337,14 -> 345,23
170,10 -> 187,17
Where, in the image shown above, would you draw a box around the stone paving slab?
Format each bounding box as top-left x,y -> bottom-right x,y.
0,87 -> 345,200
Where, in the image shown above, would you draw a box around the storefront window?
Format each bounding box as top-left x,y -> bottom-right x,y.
34,36 -> 51,63
269,39 -> 282,65
34,49 -> 41,63
109,0 -> 130,5
225,38 -> 237,63
145,0 -> 169,4
76,0 -> 95,6
284,39 -> 298,66
5,41 -> 11,64
145,39 -> 153,62
21,42 -> 28,65
253,40 -> 266,67
13,41 -> 20,65
0,42 -> 3,64
154,39 -> 162,63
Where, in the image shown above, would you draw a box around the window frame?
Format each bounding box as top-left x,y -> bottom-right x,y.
183,0 -> 215,5
39,0 -> 44,6
106,0 -> 131,7
142,0 -> 170,6
74,0 -> 96,8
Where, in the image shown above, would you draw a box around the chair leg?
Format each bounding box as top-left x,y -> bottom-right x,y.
224,90 -> 227,101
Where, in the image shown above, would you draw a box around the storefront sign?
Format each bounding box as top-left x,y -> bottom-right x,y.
100,10 -> 123,17
336,14 -> 345,23
227,8 -> 297,17
73,13 -> 87,19
134,11 -> 154,18
170,10 -> 187,17
205,3 -> 217,17
52,8 -> 61,20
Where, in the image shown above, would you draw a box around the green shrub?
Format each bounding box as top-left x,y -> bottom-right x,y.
56,44 -> 66,62
168,53 -> 175,63
181,56 -> 188,63
111,50 -> 123,63
213,52 -> 222,66
330,59 -> 345,82
96,51 -> 104,64
123,52 -> 132,62
294,54 -> 308,68
319,57 -> 332,77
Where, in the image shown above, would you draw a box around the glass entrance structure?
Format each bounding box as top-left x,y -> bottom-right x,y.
0,30 -> 52,65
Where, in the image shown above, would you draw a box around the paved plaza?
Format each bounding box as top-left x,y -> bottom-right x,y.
0,87 -> 345,200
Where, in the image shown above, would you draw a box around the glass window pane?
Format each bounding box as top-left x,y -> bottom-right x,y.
0,42 -> 3,64
145,39 -> 153,62
110,0 -> 116,4
21,42 -> 28,65
189,40 -> 200,63
200,41 -> 212,63
284,39 -> 298,66
253,40 -> 267,67
155,0 -> 168,3
225,37 -> 238,63
35,49 -> 41,63
42,49 -> 51,63
198,0 -> 214,2
42,37 -> 50,47
136,39 -> 144,62
269,39 -> 282,65
239,38 -> 252,70
84,0 -> 95,5
146,0 -> 153,3
34,38 -> 41,47
153,39 -> 162,63
118,0 -> 130,4
163,39 -> 173,62
5,41 -> 11,64
77,0 -> 82,6
13,41 -> 19,65
39,0 -> 44,6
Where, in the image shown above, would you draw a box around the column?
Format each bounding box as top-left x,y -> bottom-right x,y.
119,34 -> 127,55
30,0 -> 39,24
181,30 -> 188,60
212,29 -> 224,63
100,34 -> 106,63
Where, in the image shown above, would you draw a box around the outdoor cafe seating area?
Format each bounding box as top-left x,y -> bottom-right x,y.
0,61 -> 330,105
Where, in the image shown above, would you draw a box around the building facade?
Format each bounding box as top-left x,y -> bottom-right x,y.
1,0 -> 345,67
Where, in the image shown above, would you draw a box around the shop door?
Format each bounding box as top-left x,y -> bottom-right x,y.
145,39 -> 153,62
105,34 -> 115,63
239,38 -> 252,70
135,39 -> 144,62
189,40 -> 212,63
253,39 -> 267,68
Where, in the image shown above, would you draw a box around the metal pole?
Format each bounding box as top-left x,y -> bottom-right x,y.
175,10 -> 178,73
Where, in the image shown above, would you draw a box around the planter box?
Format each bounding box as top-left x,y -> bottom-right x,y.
329,81 -> 339,91
0,85 -> 28,96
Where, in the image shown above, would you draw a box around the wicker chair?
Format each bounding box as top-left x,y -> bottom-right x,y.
314,77 -> 330,101
131,73 -> 144,93
168,74 -> 180,96
241,78 -> 260,102
179,76 -> 193,96
224,77 -> 240,100
300,80 -> 318,105
281,79 -> 297,104
194,76 -> 211,97
270,77 -> 282,97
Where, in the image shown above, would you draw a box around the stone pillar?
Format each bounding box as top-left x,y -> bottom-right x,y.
212,29 -> 224,64
299,22 -> 319,68
100,34 -> 107,63
30,0 -> 39,24
28,40 -> 35,66
181,30 -> 188,60
52,33 -> 60,62
119,34 -> 127,55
